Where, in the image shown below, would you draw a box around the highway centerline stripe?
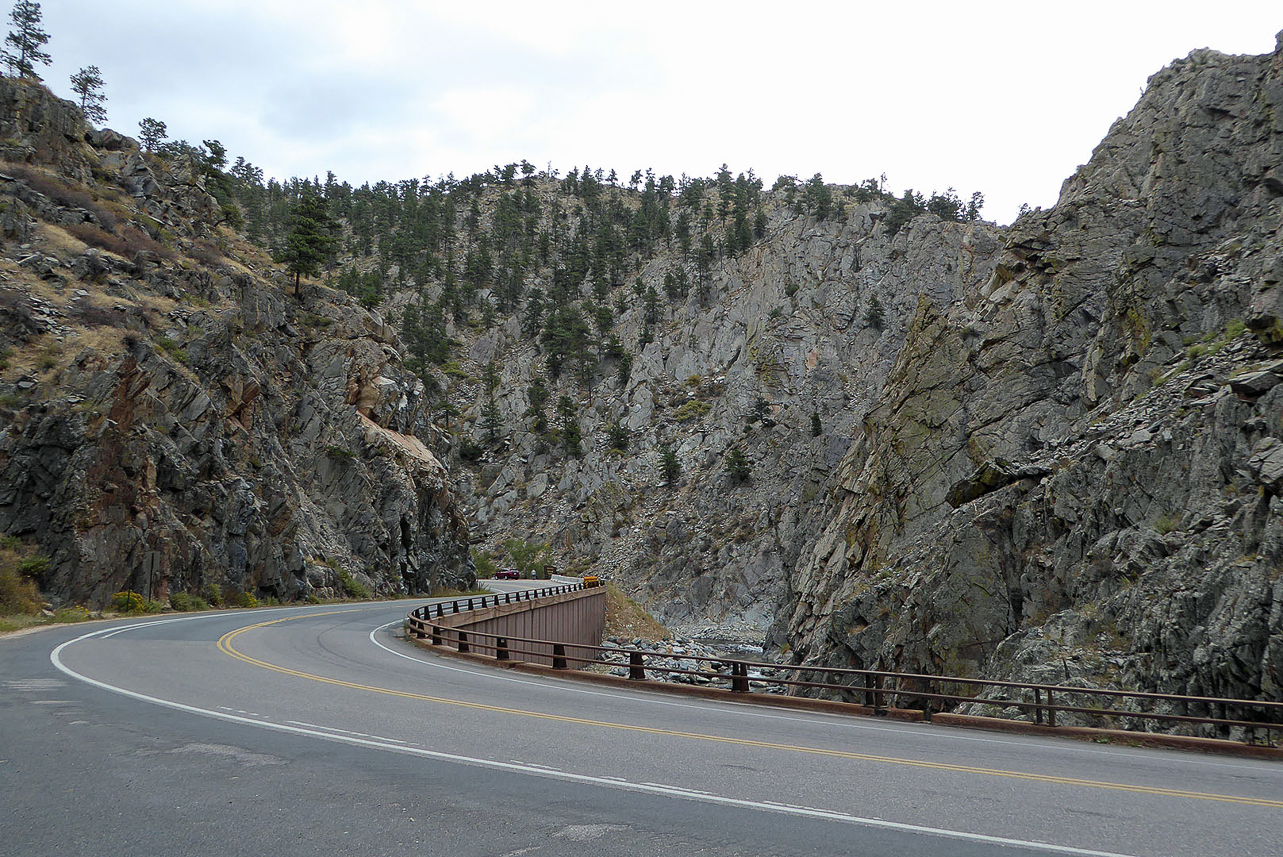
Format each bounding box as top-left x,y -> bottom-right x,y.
218,615 -> 1283,810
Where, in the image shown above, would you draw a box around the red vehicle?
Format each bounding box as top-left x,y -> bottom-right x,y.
494,568 -> 520,580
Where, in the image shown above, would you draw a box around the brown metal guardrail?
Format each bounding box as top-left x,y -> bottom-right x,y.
409,582 -> 585,621
403,608 -> 1283,745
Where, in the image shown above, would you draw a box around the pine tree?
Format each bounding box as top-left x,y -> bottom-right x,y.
811,411 -> 823,437
69,65 -> 106,124
3,1 -> 49,79
481,395 -> 502,446
724,447 -> 751,484
660,445 -> 681,486
556,395 -> 582,457
280,190 -> 337,298
138,117 -> 167,152
525,378 -> 549,434
864,294 -> 885,331
607,421 -> 629,452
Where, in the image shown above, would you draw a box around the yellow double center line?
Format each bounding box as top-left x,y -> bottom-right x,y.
218,614 -> 1283,810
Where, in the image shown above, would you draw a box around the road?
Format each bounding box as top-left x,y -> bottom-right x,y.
2,597 -> 1280,857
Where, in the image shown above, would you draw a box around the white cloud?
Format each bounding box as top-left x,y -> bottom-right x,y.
30,0 -> 1283,221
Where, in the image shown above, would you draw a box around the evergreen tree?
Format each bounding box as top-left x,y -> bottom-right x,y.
864,294 -> 885,331
660,444 -> 681,486
811,410 -> 823,437
724,447 -> 751,484
69,65 -> 106,124
556,395 -> 582,456
138,117 -> 167,152
607,421 -> 629,452
525,378 -> 549,434
747,395 -> 774,428
481,395 -> 502,446
3,1 -> 49,79
279,190 -> 337,298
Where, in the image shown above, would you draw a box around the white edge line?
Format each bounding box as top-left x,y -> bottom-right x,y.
52,622 -> 1139,857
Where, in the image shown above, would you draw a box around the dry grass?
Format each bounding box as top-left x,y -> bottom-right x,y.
604,583 -> 669,642
36,222 -> 90,257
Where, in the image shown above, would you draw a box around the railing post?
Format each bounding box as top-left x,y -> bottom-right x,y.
496,636 -> 509,661
921,678 -> 932,722
732,661 -> 749,693
552,643 -> 567,670
457,630 -> 469,653
1034,688 -> 1043,725
430,624 -> 442,646
452,600 -> 460,614
1047,690 -> 1056,727
629,650 -> 646,681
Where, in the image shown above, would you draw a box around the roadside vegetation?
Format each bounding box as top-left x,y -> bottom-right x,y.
0,536 -> 88,633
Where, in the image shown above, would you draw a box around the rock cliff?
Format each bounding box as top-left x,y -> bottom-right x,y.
782,34 -> 1283,712
0,77 -> 473,607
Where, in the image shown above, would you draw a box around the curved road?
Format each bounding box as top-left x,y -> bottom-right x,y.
2,598 -> 1280,856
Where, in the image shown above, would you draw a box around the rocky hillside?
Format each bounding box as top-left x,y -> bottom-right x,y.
0,77 -> 473,608
782,34 -> 1283,710
3,25 -> 1280,724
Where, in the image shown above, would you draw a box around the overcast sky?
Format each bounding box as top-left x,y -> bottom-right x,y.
31,2 -> 1283,223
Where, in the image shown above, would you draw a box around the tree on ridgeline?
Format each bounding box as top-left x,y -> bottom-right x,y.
279,190 -> 337,298
138,117 -> 167,151
69,65 -> 106,123
2,1 -> 49,79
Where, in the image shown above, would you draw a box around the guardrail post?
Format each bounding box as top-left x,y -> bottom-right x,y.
1047,690 -> 1056,727
629,650 -> 645,680
552,643 -> 567,670
1033,688 -> 1043,725
430,624 -> 441,646
865,672 -> 884,715
496,636 -> 509,661
732,661 -> 749,693
921,679 -> 932,722
457,630 -> 469,653
452,600 -> 460,614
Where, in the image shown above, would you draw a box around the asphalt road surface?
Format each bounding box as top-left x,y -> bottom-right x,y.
2,597 -> 1280,857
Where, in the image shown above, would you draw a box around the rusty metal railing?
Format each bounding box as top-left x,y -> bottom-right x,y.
403,608 -> 1283,745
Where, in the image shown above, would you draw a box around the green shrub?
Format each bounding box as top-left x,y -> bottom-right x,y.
672,400 -> 711,422
111,590 -> 146,613
221,586 -> 258,609
0,565 -> 41,614
472,549 -> 499,579
502,539 -> 550,575
204,582 -> 224,607
336,567 -> 370,600
169,591 -> 209,612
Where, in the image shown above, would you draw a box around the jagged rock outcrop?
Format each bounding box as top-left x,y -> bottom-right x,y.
0,77 -> 473,607
782,32 -> 1283,721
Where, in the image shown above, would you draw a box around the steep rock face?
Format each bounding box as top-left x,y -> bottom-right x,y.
455,198 -> 1000,631
0,78 -> 473,606
784,35 -> 1283,713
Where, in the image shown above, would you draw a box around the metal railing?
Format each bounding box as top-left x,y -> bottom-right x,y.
410,582 -> 584,621
404,611 -> 1283,745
